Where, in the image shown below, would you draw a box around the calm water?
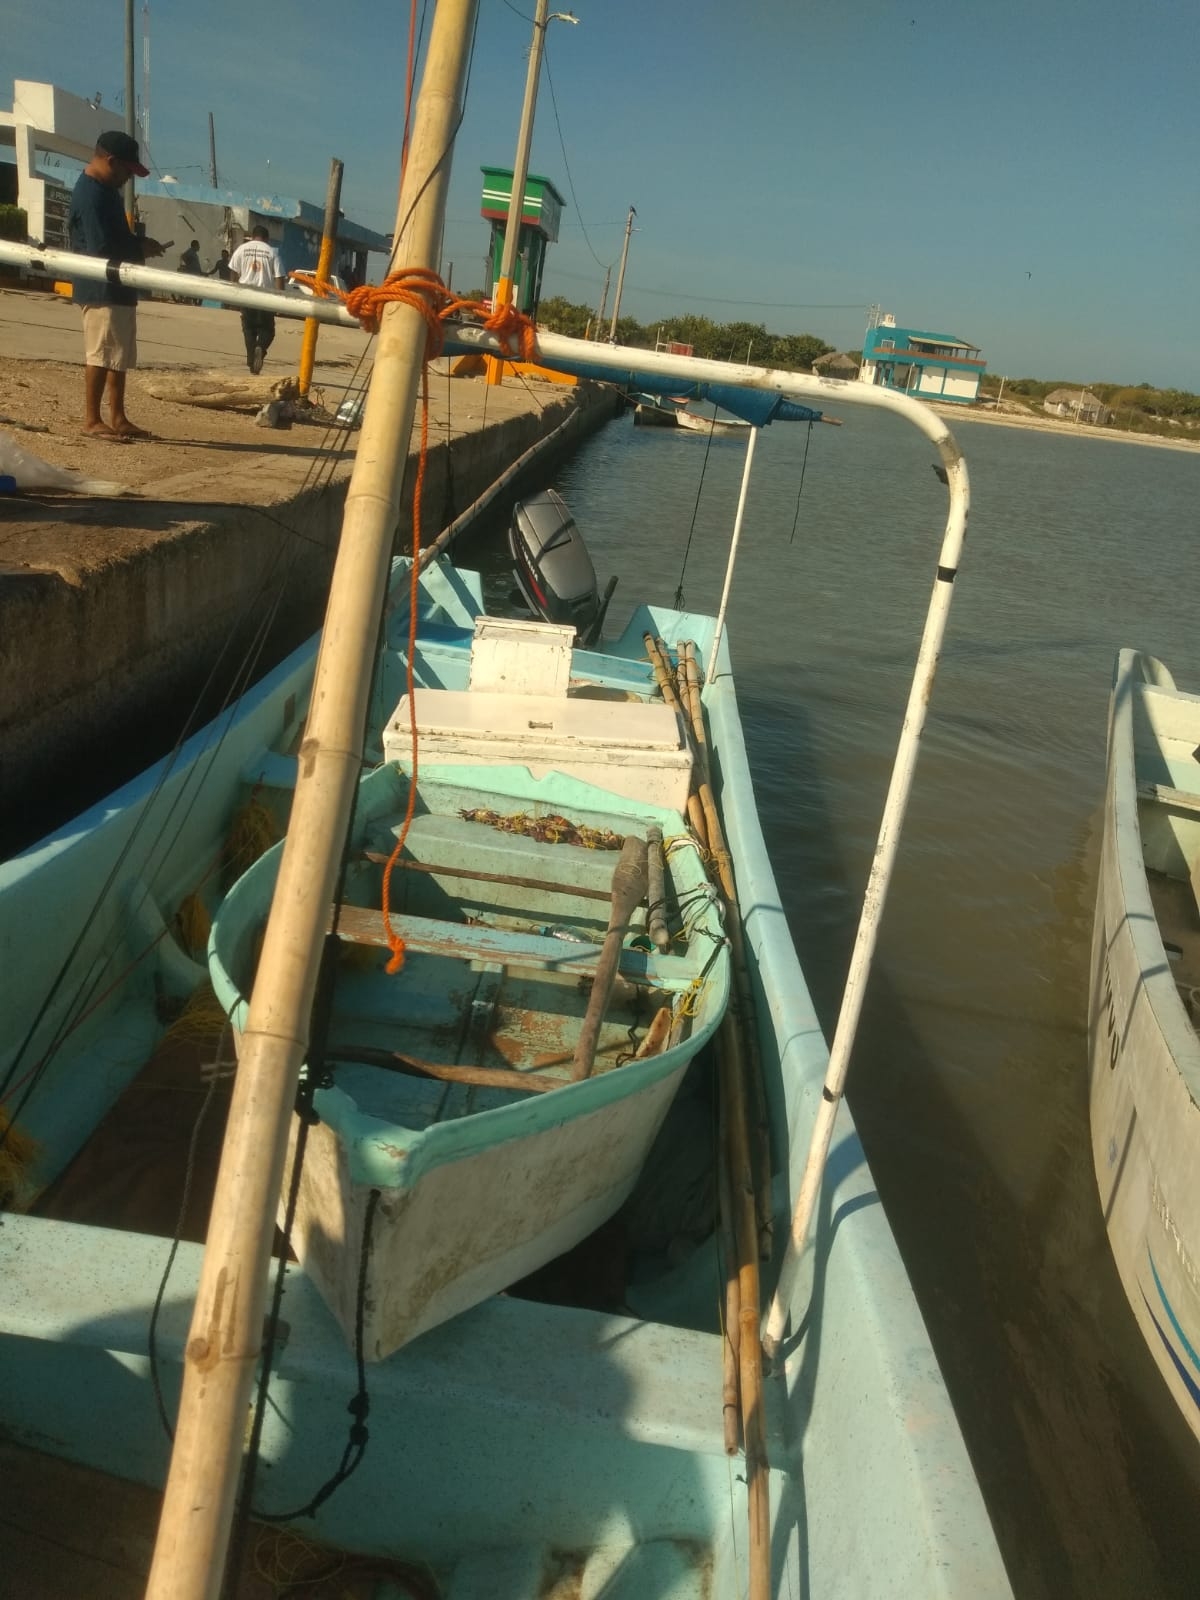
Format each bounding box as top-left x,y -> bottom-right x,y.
544,412 -> 1200,1598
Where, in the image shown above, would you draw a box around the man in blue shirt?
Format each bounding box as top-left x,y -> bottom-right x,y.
68,130 -> 165,440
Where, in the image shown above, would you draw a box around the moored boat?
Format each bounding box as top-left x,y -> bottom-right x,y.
1089,648 -> 1200,1436
674,407 -> 753,435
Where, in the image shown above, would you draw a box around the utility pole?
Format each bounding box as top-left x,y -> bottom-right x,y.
488,0 -> 577,383
142,2 -> 151,151
608,205 -> 636,342
208,112 -> 218,188
123,0 -> 136,218
593,264 -> 610,339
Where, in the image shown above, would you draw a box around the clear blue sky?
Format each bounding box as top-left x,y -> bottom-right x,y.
8,0 -> 1198,388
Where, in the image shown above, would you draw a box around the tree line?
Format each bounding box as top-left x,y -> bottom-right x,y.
530,295 -> 835,372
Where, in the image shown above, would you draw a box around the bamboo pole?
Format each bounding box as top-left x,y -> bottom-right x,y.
143,6 -> 480,1596
645,825 -> 671,953
717,1123 -> 742,1457
679,641 -> 773,1249
721,1011 -> 771,1600
659,633 -> 768,1589
572,834 -> 648,1081
297,157 -> 344,398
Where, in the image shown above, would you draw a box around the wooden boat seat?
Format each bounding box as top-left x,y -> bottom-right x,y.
328,902 -> 696,990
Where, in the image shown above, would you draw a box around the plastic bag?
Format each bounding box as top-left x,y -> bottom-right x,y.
0,431 -> 132,496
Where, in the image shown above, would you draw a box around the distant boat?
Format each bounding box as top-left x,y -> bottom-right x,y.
1089,649 -> 1200,1441
674,407 -> 753,436
632,392 -> 686,427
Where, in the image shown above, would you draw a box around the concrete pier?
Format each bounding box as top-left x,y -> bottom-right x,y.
0,291 -> 618,852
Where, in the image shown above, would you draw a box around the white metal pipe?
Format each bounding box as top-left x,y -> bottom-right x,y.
446,319 -> 973,1377
704,426 -> 757,687
0,238 -> 360,326
761,447 -> 970,1365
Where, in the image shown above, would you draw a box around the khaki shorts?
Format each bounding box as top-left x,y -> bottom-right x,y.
80,304 -> 138,371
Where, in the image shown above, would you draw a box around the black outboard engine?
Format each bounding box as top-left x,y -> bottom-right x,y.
508,489 -> 616,647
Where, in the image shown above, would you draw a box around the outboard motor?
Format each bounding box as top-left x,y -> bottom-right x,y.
508,489 -> 616,647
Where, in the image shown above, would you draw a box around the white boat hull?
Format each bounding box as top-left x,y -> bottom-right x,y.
282,1057 -> 690,1357
1088,650 -> 1200,1437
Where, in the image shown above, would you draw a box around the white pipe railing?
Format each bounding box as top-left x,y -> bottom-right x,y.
0,239 -> 359,326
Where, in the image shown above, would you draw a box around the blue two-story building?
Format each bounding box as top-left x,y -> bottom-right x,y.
860,312 -> 985,404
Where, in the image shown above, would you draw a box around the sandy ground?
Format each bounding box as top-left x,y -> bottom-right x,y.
926,398 -> 1200,453
0,287 -> 565,570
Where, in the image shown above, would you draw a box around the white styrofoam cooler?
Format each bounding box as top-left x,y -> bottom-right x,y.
383,688 -> 693,812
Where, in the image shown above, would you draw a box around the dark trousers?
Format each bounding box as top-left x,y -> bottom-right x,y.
240,309 -> 276,362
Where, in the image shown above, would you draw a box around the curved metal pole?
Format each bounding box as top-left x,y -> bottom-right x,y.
705,426 -> 758,686
761,443 -> 970,1362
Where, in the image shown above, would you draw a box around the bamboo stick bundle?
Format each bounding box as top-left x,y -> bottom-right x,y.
678,641 -> 773,1252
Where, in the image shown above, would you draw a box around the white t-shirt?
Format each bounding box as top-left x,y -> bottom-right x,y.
228,239 -> 284,290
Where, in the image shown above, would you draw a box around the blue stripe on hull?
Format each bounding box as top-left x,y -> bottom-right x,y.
1142,1252 -> 1200,1411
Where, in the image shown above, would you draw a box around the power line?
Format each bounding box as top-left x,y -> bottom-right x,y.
542,43 -> 613,271
544,264 -> 867,311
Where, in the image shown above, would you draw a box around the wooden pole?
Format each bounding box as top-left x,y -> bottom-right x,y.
608,205 -> 636,341
679,640 -> 772,1251
571,834 -> 647,1080
143,6 -> 479,1596
208,111 -> 218,187
645,825 -> 671,952
487,0 -> 549,385
298,157 -> 344,398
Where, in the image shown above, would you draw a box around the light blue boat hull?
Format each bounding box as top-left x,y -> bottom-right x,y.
0,557 -> 1012,1596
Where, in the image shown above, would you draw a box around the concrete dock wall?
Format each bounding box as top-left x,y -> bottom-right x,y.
0,381 -> 618,853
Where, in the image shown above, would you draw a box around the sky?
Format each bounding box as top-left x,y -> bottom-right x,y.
7,0 -> 1198,389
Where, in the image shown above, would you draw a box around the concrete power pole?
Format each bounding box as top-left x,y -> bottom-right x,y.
123,0 -> 137,217
608,205 -> 636,342
208,112 -> 218,187
593,265 -> 610,339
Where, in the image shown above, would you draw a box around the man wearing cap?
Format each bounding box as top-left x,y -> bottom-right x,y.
67,131 -> 165,441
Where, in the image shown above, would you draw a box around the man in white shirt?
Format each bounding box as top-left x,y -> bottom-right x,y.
227,225 -> 285,373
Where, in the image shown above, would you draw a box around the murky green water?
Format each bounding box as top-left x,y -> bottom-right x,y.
540,407 -> 1200,1598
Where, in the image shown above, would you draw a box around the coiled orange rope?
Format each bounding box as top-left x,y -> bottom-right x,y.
350,269 -> 536,972
287,266 -> 538,361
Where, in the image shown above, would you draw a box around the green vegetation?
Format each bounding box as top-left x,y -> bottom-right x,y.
534,295 -> 833,371
485,289 -> 1195,437
980,376 -> 1200,439
0,205 -> 28,242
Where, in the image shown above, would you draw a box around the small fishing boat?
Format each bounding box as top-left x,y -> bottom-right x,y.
208,612 -> 730,1358
632,392 -> 685,427
674,407 -> 754,436
1089,649 -> 1200,1437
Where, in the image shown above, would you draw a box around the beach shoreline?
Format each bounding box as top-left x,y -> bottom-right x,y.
926,401 -> 1200,454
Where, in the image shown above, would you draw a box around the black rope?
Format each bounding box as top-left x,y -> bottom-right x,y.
249,1187 -> 380,1529
672,422 -> 719,611
788,420 -> 814,545
147,1022 -> 233,1442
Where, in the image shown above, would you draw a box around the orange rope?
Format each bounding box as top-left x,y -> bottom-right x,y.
377,356 -> 432,973
281,264 -> 537,972
287,266 -> 538,360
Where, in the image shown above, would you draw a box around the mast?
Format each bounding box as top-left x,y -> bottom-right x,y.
143,4 -> 480,1595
